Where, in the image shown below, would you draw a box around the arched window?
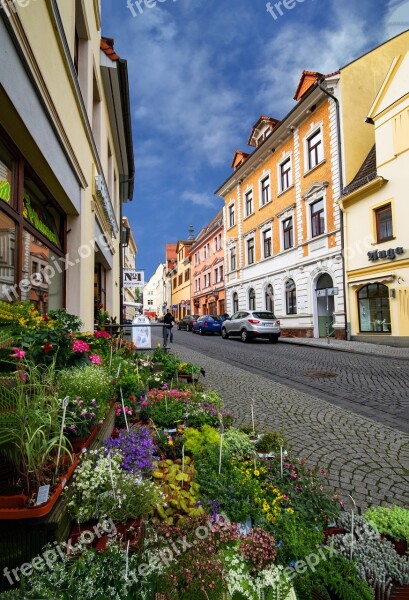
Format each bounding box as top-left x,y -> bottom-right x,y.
232,292 -> 239,313
358,283 -> 390,332
286,279 -> 297,315
265,284 -> 274,312
249,288 -> 256,310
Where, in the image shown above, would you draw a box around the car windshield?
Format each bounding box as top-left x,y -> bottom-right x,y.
252,312 -> 277,319
210,316 -> 222,321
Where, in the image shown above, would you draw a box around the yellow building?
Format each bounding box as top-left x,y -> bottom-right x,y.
170,239 -> 194,321
0,0 -> 134,329
340,51 -> 409,345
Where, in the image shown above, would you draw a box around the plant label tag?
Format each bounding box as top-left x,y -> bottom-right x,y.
36,485 -> 50,506
61,478 -> 67,489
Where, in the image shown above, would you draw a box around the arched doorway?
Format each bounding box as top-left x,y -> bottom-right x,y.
265,284 -> 274,312
316,273 -> 334,338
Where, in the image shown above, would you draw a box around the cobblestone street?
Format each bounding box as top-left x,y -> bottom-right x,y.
165,335 -> 409,512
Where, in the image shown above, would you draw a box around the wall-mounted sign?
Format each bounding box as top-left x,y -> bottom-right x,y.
95,174 -> 119,236
0,180 -> 10,203
23,193 -> 59,247
368,247 -> 404,262
123,269 -> 144,288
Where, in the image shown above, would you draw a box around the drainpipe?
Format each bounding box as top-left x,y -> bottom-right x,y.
318,77 -> 349,340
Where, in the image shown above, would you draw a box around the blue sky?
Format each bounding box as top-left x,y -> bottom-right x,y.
101,0 -> 409,280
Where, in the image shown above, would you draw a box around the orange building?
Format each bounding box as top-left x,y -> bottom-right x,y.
216,72 -> 346,338
190,209 -> 225,316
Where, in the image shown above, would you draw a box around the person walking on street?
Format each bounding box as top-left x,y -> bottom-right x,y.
163,310 -> 175,343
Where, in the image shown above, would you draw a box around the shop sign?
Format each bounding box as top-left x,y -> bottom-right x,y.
368,247 -> 404,262
316,287 -> 339,297
95,174 -> 119,236
123,269 -> 144,287
0,180 -> 10,203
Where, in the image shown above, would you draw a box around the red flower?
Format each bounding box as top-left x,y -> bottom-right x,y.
42,342 -> 53,353
42,313 -> 49,322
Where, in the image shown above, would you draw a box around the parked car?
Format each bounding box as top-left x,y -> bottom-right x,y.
221,310 -> 281,343
177,315 -> 199,331
192,315 -> 223,335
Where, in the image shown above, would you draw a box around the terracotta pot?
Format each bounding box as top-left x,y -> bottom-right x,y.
390,584 -> 409,599
381,535 -> 408,557
323,527 -> 346,543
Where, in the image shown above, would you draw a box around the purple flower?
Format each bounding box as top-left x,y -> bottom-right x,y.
103,426 -> 158,476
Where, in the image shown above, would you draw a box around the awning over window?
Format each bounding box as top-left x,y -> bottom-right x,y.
348,274 -> 395,287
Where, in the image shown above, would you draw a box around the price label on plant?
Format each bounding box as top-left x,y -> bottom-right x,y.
36,484 -> 50,506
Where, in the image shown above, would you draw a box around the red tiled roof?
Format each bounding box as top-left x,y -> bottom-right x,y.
247,115 -> 280,147
100,37 -> 120,62
293,70 -> 340,101
231,150 -> 250,169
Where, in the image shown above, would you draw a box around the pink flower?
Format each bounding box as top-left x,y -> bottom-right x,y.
11,347 -> 26,360
89,354 -> 102,365
72,340 -> 90,353
141,401 -> 148,407
94,331 -> 111,339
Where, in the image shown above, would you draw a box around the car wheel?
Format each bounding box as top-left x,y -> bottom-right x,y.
221,328 -> 229,339
241,329 -> 249,343
269,335 -> 279,344
199,327 -> 204,335
177,324 -> 181,330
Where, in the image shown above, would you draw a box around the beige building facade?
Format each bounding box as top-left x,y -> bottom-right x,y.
0,0 -> 134,330
340,50 -> 409,345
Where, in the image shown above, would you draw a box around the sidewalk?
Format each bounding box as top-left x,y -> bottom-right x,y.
279,336 -> 409,359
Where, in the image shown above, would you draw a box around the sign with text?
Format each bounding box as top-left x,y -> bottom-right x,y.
316,287 -> 339,297
123,269 -> 144,288
131,315 -> 151,348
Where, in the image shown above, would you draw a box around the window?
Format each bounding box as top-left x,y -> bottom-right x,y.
203,243 -> 210,259
262,229 -> 272,258
260,176 -> 270,206
280,158 -> 292,192
310,198 -> 325,237
245,190 -> 253,217
358,283 -> 391,333
0,210 -> 16,301
265,284 -> 274,312
286,279 -> 297,315
0,143 -> 13,206
203,272 -> 211,288
249,288 -> 256,310
228,204 -> 235,228
194,251 -> 200,266
230,246 -> 236,271
147,299 -> 153,306
232,292 -> 239,313
173,277 -> 177,289
282,217 -> 293,250
178,274 -> 183,286
375,204 -> 393,242
184,268 -> 190,282
195,277 -> 200,292
214,268 -> 219,284
247,238 -> 255,265
307,129 -> 323,170
219,265 -> 223,281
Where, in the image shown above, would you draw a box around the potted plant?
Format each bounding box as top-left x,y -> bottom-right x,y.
254,431 -> 283,457
364,505 -> 409,556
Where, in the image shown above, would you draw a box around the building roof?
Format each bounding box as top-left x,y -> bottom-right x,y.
100,38 -> 120,62
247,115 -> 280,147
231,150 -> 250,170
293,70 -> 339,100
342,145 -> 377,195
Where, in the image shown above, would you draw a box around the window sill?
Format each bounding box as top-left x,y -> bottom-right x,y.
243,213 -> 255,221
375,236 -> 396,244
277,184 -> 294,198
259,200 -> 272,210
303,159 -> 326,177
227,224 -> 236,231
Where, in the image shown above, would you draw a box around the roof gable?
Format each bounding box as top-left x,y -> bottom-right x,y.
367,53 -> 407,121
247,115 -> 280,147
293,71 -> 323,101
231,150 -> 250,170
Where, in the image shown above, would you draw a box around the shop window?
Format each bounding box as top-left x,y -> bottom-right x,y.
0,210 -> 16,301
23,178 -> 62,249
0,143 -> 14,206
358,283 -> 391,332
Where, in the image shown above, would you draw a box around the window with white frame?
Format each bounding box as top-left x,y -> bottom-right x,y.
247,237 -> 255,265
265,284 -> 274,312
262,228 -> 272,258
195,277 -> 200,292
228,204 -> 235,228
285,279 -> 297,314
310,198 -> 325,237
244,190 -> 253,217
214,233 -> 222,252
203,272 -> 211,288
232,292 -> 239,312
249,288 -> 256,310
230,246 -> 236,271
214,268 -> 219,284
260,175 -> 270,206
306,129 -> 323,171
279,157 -> 292,192
282,217 -> 294,250
194,251 -> 200,266
219,265 -> 223,281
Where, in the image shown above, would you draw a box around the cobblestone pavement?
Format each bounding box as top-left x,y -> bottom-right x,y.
279,336 -> 409,359
166,330 -> 409,434
165,338 -> 409,512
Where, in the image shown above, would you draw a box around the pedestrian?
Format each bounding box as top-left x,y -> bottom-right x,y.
163,309 -> 175,343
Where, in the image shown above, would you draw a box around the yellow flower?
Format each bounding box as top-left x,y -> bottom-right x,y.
287,507 -> 294,514
253,469 -> 260,477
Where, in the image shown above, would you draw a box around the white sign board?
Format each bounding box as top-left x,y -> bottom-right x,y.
123,270 -> 144,288
316,287 -> 339,297
132,315 -> 151,349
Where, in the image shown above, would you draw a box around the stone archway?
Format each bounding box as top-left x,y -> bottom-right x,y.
315,273 -> 335,338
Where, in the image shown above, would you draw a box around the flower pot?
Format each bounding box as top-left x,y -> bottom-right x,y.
323,527 -> 346,543
69,423 -> 101,454
390,584 -> 409,599
95,518 -> 144,553
0,454 -> 79,520
381,535 -> 408,557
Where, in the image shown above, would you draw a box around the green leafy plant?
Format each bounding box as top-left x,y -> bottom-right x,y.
58,365 -> 113,410
255,431 -> 286,454
273,513 -> 324,566
365,505 -> 409,543
223,427 -> 255,461
182,425 -> 220,456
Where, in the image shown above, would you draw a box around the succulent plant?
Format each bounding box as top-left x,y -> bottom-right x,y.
332,513 -> 409,586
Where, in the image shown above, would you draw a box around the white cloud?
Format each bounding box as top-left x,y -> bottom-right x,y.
181,191 -> 220,207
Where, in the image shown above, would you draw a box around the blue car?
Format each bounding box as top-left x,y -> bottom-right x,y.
192,315 -> 223,335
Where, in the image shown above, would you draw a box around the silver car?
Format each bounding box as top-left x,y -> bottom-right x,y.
221,310 -> 281,343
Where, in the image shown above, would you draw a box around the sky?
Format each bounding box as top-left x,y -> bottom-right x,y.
101,0 -> 409,281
